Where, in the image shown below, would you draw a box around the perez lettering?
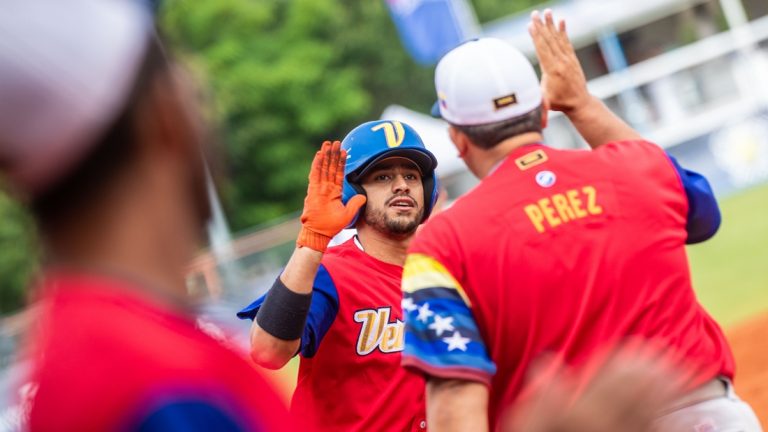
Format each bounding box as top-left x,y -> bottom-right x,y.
524,185 -> 603,233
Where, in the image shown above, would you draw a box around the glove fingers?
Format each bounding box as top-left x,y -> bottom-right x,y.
322,141 -> 333,183
336,148 -> 347,187
327,140 -> 341,185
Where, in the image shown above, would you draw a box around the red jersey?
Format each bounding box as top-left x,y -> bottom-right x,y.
239,238 -> 427,432
401,141 -> 734,429
24,271 -> 292,431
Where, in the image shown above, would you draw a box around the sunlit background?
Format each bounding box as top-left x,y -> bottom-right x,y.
2,0 -> 767,428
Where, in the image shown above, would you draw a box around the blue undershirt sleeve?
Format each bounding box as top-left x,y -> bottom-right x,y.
135,400 -> 251,432
666,154 -> 721,244
236,264 -> 339,358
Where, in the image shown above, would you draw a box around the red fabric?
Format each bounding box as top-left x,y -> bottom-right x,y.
409,141 -> 735,429
291,239 -> 427,432
25,271 -> 293,431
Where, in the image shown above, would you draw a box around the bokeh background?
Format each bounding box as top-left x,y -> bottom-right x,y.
2,0 -> 767,428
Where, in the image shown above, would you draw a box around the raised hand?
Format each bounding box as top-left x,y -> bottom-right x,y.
297,140 -> 366,252
529,9 -> 591,114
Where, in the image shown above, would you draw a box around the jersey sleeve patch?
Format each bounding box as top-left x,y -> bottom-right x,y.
236,265 -> 339,358
401,254 -> 496,385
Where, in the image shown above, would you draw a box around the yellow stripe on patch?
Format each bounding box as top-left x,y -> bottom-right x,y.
402,254 -> 472,306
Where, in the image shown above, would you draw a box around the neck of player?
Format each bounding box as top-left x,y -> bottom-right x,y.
475,132 -> 544,179
356,223 -> 413,267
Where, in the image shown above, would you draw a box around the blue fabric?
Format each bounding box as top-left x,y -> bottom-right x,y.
385,0 -> 472,65
666,155 -> 721,244
136,400 -> 252,432
402,289 -> 496,377
236,265 -> 339,358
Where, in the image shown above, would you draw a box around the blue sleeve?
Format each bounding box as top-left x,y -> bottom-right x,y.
666,155 -> 721,244
136,400 -> 252,432
236,265 -> 339,358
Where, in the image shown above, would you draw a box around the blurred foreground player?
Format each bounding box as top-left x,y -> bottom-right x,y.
0,0 -> 291,430
401,10 -> 761,432
238,122 -> 438,431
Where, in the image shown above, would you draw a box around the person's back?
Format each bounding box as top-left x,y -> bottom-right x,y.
410,139 -> 733,422
401,16 -> 761,432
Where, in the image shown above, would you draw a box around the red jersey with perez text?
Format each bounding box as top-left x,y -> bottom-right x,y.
291,239 -> 427,432
401,141 -> 734,429
23,271 -> 292,432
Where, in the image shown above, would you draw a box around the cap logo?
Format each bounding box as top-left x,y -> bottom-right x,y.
493,93 -> 518,110
515,149 -> 548,170
372,121 -> 406,148
438,91 -> 448,109
535,170 -> 556,188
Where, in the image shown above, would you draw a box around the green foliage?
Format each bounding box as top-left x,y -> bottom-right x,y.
689,184 -> 768,326
161,0 -> 421,229
472,0 -> 547,24
0,193 -> 37,314
160,0 -> 543,231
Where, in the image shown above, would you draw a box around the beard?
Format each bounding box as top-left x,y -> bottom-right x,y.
363,199 -> 424,237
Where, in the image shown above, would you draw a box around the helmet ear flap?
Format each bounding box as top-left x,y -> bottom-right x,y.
342,178 -> 368,228
421,174 -> 439,224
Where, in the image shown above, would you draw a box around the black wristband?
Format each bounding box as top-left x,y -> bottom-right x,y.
255,277 -> 313,341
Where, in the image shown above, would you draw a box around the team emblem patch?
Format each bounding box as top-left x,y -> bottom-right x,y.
535,170 -> 556,188
493,93 -> 518,110
515,149 -> 548,170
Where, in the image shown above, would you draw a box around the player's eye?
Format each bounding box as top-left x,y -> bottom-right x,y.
375,174 -> 392,181
404,174 -> 418,181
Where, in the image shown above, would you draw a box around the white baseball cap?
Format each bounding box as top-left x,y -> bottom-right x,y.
0,0 -> 152,196
431,38 -> 542,126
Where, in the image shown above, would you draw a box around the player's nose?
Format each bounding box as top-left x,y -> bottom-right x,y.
392,174 -> 410,194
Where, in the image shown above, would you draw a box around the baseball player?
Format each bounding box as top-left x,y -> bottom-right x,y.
400,10 -> 762,432
0,0 -> 292,430
237,121 -> 439,431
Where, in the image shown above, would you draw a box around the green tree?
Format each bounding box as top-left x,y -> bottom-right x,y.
160,0 -> 545,231
0,192 -> 37,314
472,0 -> 546,24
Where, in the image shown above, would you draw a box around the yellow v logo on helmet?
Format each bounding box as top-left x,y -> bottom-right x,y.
371,121 -> 405,148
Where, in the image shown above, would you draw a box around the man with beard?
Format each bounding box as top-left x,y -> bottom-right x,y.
238,121 -> 439,431
0,0 -> 291,430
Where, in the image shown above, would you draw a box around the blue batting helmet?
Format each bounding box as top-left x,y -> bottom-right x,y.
341,120 -> 439,228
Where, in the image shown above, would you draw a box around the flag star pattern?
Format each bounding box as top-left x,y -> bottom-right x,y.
401,297 -> 417,312
400,253 -> 496,384
442,331 -> 470,352
416,303 -> 434,323
428,315 -> 454,337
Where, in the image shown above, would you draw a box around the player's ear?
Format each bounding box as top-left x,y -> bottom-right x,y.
540,98 -> 549,130
448,126 -> 469,158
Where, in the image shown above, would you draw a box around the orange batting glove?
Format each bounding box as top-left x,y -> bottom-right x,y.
297,140 -> 367,252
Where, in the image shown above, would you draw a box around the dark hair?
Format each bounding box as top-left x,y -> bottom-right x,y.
453,107 -> 543,149
31,38 -> 168,231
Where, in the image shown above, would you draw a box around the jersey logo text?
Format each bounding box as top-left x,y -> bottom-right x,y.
353,307 -> 404,355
